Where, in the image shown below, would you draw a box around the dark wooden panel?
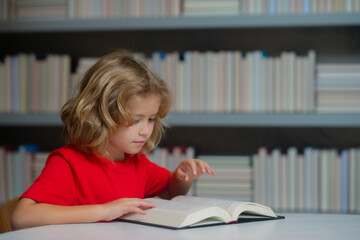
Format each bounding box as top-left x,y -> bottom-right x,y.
0,126 -> 64,151
1,26 -> 359,58
161,127 -> 360,155
2,126 -> 359,154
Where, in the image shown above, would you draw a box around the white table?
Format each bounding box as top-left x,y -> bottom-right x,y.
1,213 -> 359,240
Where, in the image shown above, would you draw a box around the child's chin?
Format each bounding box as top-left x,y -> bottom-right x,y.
128,148 -> 142,154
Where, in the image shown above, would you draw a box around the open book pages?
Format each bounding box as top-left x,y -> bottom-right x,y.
120,196 -> 281,229
171,196 -> 278,219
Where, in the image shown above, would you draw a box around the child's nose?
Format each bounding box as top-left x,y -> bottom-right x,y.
139,124 -> 151,136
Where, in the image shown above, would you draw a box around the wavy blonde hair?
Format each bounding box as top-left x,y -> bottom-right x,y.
61,50 -> 172,158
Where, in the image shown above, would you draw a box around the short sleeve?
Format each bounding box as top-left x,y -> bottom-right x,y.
143,157 -> 170,197
21,155 -> 77,205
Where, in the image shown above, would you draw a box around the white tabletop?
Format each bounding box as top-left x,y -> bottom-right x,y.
1,213 -> 359,240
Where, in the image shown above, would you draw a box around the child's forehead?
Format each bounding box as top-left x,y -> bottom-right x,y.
127,93 -> 161,112
129,93 -> 160,102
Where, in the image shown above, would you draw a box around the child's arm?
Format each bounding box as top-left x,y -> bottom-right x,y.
11,197 -> 156,230
165,158 -> 216,199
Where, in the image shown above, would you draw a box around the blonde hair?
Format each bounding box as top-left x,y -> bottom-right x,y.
61,50 -> 172,157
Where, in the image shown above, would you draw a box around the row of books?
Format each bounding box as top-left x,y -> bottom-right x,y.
78,50 -> 317,113
2,52 -> 360,114
0,145 -> 48,204
0,54 -> 72,113
184,0 -> 360,16
150,50 -> 316,113
316,63 -> 360,113
1,144 -> 360,214
142,145 -> 360,213
1,0 -> 360,21
1,0 -> 181,21
2,0 -> 68,21
68,0 -> 182,19
253,147 -> 360,213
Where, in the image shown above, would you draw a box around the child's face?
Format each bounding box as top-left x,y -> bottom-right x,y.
106,93 -> 161,161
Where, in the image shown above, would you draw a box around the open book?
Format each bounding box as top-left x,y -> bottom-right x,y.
120,196 -> 284,229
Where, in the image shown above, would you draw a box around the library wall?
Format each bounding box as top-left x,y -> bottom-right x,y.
0,0 -> 359,212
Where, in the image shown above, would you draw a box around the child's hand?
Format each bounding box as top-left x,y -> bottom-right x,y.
174,158 -> 216,182
101,198 -> 156,221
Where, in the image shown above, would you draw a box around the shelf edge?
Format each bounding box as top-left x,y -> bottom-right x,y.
1,113 -> 360,127
1,13 -> 359,33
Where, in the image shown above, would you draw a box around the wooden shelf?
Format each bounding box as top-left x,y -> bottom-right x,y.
1,113 -> 359,127
1,13 -> 359,33
0,113 -> 62,126
165,113 -> 360,127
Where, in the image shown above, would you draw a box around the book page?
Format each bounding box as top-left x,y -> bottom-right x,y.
121,198 -> 231,228
147,198 -> 214,214
171,196 -> 241,215
171,196 -> 277,220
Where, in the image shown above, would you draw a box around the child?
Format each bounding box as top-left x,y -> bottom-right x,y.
11,50 -> 216,230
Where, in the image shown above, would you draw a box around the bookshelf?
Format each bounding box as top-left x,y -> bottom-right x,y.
0,13 -> 359,145
1,12 -> 360,211
1,112 -> 360,127
1,13 -> 359,147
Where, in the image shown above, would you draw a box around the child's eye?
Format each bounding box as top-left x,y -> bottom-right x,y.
149,118 -> 155,122
133,119 -> 140,124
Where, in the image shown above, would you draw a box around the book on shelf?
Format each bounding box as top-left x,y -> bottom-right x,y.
1,0 -> 360,21
119,195 -> 284,229
195,155 -> 252,201
184,0 -> 240,16
316,63 -> 360,113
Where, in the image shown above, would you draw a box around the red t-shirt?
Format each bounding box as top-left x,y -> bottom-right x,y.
21,146 -> 170,206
